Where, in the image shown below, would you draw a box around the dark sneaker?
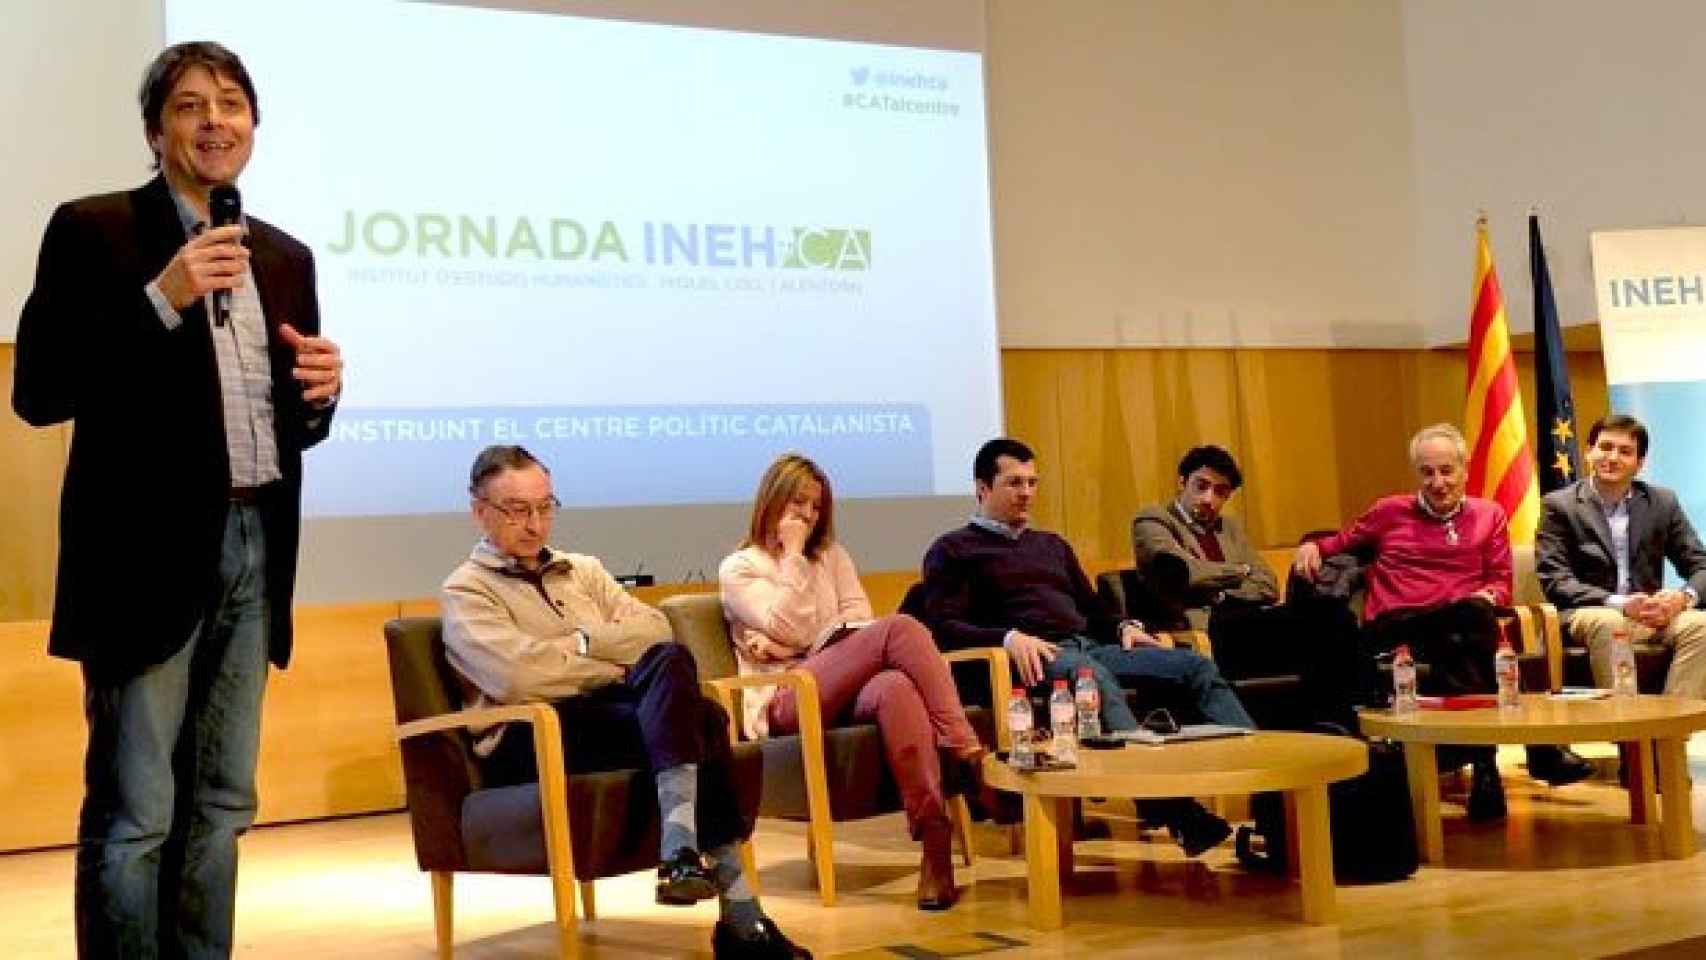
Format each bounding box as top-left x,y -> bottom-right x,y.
1172,806 -> 1233,858
712,917 -> 814,959
1526,745 -> 1593,787
1466,763 -> 1507,822
655,847 -> 718,905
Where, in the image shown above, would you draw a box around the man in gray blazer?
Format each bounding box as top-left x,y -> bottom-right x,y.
1132,445 -> 1362,728
1536,414 -> 1706,697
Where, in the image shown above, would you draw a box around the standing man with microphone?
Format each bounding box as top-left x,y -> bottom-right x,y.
12,41 -> 342,958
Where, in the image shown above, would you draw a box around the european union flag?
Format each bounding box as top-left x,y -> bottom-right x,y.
1531,214 -> 1580,493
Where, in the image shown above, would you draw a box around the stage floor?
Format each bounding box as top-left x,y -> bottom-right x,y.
5,742 -> 1706,958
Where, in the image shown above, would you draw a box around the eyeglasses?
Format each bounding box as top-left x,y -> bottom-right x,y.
1139,708 -> 1179,735
479,496 -> 561,525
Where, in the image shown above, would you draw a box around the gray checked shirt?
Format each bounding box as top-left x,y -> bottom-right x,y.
144,188 -> 281,487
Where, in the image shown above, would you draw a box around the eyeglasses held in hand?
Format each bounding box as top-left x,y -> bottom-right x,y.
1139,708 -> 1179,735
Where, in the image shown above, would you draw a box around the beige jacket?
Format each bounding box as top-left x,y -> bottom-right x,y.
441,539 -> 671,754
1131,501 -> 1280,630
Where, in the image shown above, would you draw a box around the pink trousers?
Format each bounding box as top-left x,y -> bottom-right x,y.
765,614 -> 981,838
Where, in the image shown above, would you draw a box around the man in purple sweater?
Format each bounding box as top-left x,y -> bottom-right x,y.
919,437 -> 1254,856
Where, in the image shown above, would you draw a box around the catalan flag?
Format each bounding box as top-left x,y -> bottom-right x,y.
1464,217 -> 1541,544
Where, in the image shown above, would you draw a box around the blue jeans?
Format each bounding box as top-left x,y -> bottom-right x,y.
1035,636 -> 1254,731
76,504 -> 270,959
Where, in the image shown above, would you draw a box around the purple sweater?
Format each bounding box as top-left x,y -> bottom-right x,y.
919,523 -> 1120,652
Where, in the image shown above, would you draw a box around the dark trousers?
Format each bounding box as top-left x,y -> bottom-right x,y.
1365,598 -> 1500,767
481,643 -> 750,851
1206,598 -> 1364,729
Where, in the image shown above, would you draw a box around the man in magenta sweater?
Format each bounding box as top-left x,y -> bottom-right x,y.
1294,423 -> 1591,820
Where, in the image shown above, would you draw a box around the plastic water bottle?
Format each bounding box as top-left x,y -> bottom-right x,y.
1049,679 -> 1077,764
1611,625 -> 1638,698
1007,688 -> 1035,768
1495,639 -> 1520,710
1392,644 -> 1418,714
1074,666 -> 1102,740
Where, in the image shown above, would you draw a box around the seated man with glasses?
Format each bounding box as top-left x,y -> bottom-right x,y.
441,444 -> 809,960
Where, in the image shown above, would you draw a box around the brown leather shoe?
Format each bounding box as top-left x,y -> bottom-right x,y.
916,818 -> 958,911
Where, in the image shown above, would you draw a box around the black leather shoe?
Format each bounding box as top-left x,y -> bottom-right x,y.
656,847 -> 718,905
1172,805 -> 1233,858
1466,763 -> 1507,822
1526,745 -> 1593,787
712,917 -> 814,959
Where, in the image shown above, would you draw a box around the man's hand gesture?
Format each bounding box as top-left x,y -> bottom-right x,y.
1004,630 -> 1058,687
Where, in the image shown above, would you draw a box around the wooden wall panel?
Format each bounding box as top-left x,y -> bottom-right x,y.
998,350 -> 1069,535
1001,345 -> 1611,559
1231,350 -> 1356,546
0,620 -> 84,850
0,605 -> 411,851
255,603 -> 407,824
0,343 -> 66,622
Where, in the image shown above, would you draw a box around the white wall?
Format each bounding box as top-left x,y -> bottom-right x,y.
1402,0 -> 1706,345
988,0 -> 1421,348
1,1 -> 163,341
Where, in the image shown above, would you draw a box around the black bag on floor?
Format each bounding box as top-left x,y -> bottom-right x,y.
1235,724 -> 1418,884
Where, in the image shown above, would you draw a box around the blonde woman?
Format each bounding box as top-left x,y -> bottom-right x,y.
719,454 -> 984,910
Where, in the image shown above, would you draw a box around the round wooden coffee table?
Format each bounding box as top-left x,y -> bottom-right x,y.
981,732 -> 1367,928
1358,694 -> 1706,863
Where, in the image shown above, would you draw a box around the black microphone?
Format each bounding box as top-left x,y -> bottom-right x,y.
209,184 -> 242,327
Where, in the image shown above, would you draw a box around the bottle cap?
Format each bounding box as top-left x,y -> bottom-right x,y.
1053,678 -> 1068,688
1012,687 -> 1026,696
1498,638 -> 1514,651
1077,665 -> 1094,676
1395,644 -> 1411,658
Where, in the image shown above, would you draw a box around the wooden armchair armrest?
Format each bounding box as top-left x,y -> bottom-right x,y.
1156,629 -> 1202,658
1493,606 -> 1536,656
702,670 -> 825,747
1536,602 -> 1563,693
703,669 -> 834,883
943,646 -> 1013,751
396,703 -> 558,741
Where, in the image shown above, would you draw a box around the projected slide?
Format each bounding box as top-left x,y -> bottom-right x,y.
165,0 -> 1000,517
1592,226 -> 1706,588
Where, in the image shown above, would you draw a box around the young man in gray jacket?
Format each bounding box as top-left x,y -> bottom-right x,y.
1131,445 -> 1362,729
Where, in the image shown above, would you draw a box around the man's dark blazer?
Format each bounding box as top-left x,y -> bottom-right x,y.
1535,478 -> 1706,621
13,175 -> 332,679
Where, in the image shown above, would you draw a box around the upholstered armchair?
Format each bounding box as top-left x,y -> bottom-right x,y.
381,616 -> 762,957
658,592 -> 1009,907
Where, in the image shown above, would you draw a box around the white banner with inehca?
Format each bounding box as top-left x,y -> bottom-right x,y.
1590,227 -> 1706,584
